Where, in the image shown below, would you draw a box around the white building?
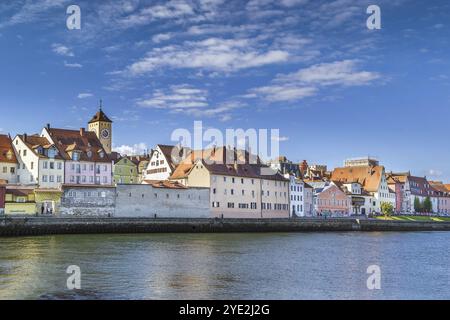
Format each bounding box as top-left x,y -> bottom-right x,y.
286,174 -> 314,217
12,134 -> 65,189
0,134 -> 18,184
143,145 -> 189,182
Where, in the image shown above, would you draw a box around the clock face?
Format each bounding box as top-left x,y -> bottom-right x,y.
101,128 -> 110,139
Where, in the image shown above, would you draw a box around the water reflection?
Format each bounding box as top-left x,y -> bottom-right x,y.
0,232 -> 450,299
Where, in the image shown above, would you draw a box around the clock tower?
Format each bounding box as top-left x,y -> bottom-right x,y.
88,100 -> 113,154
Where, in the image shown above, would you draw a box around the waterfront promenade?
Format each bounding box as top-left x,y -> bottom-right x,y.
1,216 -> 450,237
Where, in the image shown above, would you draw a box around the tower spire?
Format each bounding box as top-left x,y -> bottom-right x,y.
99,99 -> 103,111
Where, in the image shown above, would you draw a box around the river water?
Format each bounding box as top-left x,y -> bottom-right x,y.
0,232 -> 449,300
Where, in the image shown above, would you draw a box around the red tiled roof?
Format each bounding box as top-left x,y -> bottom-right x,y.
331,165 -> 384,193
46,128 -> 111,163
0,134 -> 17,164
18,134 -> 64,159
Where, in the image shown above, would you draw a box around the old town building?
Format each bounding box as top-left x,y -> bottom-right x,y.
0,134 -> 18,184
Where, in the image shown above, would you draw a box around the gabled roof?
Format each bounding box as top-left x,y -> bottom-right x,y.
408,175 -> 438,197
0,134 -> 17,164
152,144 -> 190,171
169,147 -> 286,182
46,128 -> 110,163
18,134 -> 63,159
331,165 -> 385,193
88,108 -> 112,124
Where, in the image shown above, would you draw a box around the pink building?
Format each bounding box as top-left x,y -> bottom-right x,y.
42,127 -> 113,185
310,181 -> 351,216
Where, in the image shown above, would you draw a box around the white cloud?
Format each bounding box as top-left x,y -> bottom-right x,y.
152,33 -> 173,43
52,44 -> 74,57
250,85 -> 317,102
278,60 -> 381,86
137,85 -> 209,109
77,93 -> 93,99
247,60 -> 380,102
113,143 -> 148,156
64,61 -> 83,68
0,0 -> 69,28
126,37 -> 289,75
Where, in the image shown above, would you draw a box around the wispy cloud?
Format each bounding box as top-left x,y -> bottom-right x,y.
64,61 -> 83,68
137,84 -> 209,109
52,44 -> 74,57
125,37 -> 289,75
248,60 -> 381,102
77,93 -> 93,99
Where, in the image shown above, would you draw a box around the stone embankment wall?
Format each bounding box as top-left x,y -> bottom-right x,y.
1,217 -> 450,237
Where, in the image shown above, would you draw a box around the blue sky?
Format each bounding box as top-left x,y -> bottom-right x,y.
0,0 -> 450,180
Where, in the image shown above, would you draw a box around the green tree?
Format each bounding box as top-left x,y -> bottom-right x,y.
423,197 -> 432,213
381,202 -> 394,217
414,197 -> 422,213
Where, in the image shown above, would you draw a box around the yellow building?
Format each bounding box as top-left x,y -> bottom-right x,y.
5,188 -> 36,215
34,188 -> 62,214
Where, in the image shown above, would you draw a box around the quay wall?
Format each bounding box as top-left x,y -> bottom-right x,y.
1,217 -> 450,237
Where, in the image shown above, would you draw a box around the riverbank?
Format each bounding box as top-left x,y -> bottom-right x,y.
1,216 -> 450,237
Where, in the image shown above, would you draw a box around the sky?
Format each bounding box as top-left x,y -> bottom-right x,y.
0,0 -> 450,180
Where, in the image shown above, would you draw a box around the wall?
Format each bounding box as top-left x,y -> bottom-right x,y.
38,158 -> 65,188
115,184 -> 210,218
0,185 -> 5,214
60,186 -> 115,216
0,162 -> 18,184
13,136 -> 39,185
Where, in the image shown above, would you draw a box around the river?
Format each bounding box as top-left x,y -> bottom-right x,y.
1,232 -> 449,299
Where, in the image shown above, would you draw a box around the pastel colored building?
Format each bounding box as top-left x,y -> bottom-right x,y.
144,144 -> 189,182
13,134 -> 65,188
170,147 -> 289,218
0,134 -> 18,184
4,187 -> 36,215
286,174 -> 314,217
129,155 -> 150,183
429,181 -> 450,214
0,183 -> 5,215
309,181 -> 351,216
41,126 -> 113,186
111,154 -> 139,184
331,161 -> 395,214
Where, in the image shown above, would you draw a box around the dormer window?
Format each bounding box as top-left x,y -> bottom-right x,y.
6,150 -> 13,160
72,151 -> 80,161
87,151 -> 92,158
48,147 -> 57,159
99,151 -> 105,158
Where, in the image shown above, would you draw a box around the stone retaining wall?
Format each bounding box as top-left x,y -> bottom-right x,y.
1,217 -> 450,237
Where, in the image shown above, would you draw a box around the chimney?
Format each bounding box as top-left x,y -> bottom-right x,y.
23,133 -> 27,142
80,128 -> 85,136
47,123 -> 51,130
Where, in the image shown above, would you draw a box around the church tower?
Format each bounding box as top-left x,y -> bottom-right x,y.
88,100 -> 113,154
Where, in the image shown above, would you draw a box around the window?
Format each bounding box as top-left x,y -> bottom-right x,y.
213,188 -> 216,194
42,175 -> 48,182
10,167 -> 15,174
232,178 -> 235,183
227,202 -> 234,208
57,162 -> 62,170
30,162 -> 34,170
57,176 -> 62,183
49,175 -> 54,183
23,150 -> 27,156
241,178 -> 244,184
103,176 -> 107,183
49,162 -> 54,169
2,167 -> 6,173
212,202 -> 220,208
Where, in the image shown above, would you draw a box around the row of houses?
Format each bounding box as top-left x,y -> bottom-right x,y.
2,106 -> 450,218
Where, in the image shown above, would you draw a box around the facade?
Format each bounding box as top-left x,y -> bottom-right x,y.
4,187 -> 36,215
129,155 -> 150,183
331,164 -> 395,214
340,182 -> 372,215
170,147 -> 289,218
60,185 -> 116,216
0,183 -> 5,214
344,157 -> 379,167
308,181 -> 351,216
13,134 -> 65,188
286,174 -> 313,217
42,127 -> 113,186
115,182 -> 210,218
143,144 -> 188,182
87,106 -> 113,154
112,155 -> 139,184
404,176 -> 439,213
0,134 -> 18,183
429,181 -> 450,214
